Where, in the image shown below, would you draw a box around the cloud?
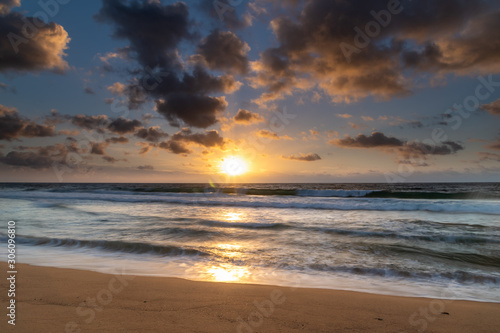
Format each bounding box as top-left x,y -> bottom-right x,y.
95,0 -> 191,69
107,82 -> 126,95
233,109 -> 263,124
158,140 -> 191,155
196,0 -> 252,30
137,164 -> 154,170
282,153 -> 322,161
0,0 -> 19,15
107,117 -> 142,134
84,87 -> 95,95
333,132 -> 404,148
249,0 -> 500,104
406,121 -> 424,129
196,30 -> 250,75
106,136 -> 129,144
0,105 -> 56,140
0,7 -> 70,73
257,129 -> 293,140
0,151 -> 53,169
332,131 -> 464,161
487,140 -> 500,150
0,143 -> 77,169
398,141 -> 464,159
102,155 -> 119,163
337,114 -> 353,119
71,114 -> 109,131
90,142 -> 108,155
156,92 -> 228,128
478,152 -> 500,161
134,126 -> 168,143
480,99 -> 500,116
171,128 -> 225,148
96,0 -> 239,129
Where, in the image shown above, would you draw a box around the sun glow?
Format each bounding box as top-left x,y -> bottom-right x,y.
206,264 -> 249,282
219,156 -> 248,176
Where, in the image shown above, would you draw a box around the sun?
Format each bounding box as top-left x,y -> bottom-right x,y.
220,156 -> 248,176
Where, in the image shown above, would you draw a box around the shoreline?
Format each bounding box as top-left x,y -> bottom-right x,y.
2,263 -> 500,332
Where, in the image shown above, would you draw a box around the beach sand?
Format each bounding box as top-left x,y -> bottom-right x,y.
1,263 -> 499,332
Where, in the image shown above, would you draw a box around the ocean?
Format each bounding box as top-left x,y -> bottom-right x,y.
1,183 -> 499,302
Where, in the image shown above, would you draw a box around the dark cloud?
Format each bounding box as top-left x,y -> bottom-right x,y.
21,123 -> 56,138
106,136 -> 129,144
488,140 -> 500,150
102,155 -> 119,163
0,151 -> 53,169
0,143 -> 75,169
480,99 -> 500,116
155,93 -> 228,128
332,131 -> 464,161
95,0 -> 191,69
107,117 -> 142,134
250,0 -> 500,104
0,105 -> 56,140
234,109 -> 263,124
96,0 -> 239,128
158,140 -> 192,155
196,0 -> 251,30
71,114 -> 109,131
282,153 -> 322,161
90,142 -> 108,155
196,30 -> 250,75
137,164 -> 154,170
334,132 -> 404,148
399,141 -> 464,159
134,126 -> 168,143
84,87 -> 95,95
171,128 -> 225,148
0,7 -> 70,73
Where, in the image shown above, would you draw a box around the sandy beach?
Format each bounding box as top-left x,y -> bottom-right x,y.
1,263 -> 499,332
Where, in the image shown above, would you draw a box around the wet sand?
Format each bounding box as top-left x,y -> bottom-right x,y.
1,263 -> 499,332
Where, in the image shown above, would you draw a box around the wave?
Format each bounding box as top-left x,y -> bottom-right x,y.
306,264 -> 500,284
128,187 -> 500,200
9,235 -> 208,257
384,244 -> 500,268
297,189 -> 375,197
197,220 -> 291,230
316,227 -> 500,244
365,191 -> 499,200
5,183 -> 499,200
4,191 -> 500,214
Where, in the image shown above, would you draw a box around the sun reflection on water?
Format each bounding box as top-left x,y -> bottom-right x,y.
201,243 -> 250,282
222,211 -> 245,222
206,264 -> 250,282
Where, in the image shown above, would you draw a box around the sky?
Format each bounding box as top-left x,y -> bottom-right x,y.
0,0 -> 500,183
